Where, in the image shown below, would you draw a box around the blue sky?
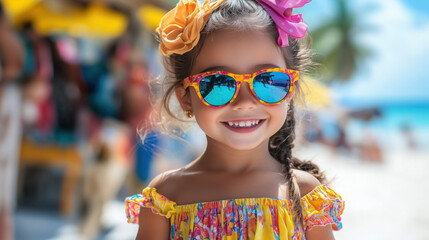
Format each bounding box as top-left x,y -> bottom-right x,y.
402,0 -> 429,15
300,0 -> 429,105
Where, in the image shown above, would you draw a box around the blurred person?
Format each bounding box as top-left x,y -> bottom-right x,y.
79,22 -> 156,238
401,123 -> 417,150
103,19 -> 163,194
0,3 -> 24,240
359,129 -> 383,163
46,36 -> 86,144
119,60 -> 152,130
347,108 -> 384,162
80,119 -> 132,240
333,117 -> 351,154
81,39 -> 122,120
19,22 -> 55,139
119,58 -> 159,191
121,60 -> 161,193
300,112 -> 325,144
18,33 -> 86,144
0,4 -> 23,81
125,0 -> 345,239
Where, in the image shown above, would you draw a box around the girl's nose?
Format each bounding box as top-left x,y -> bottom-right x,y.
230,82 -> 258,110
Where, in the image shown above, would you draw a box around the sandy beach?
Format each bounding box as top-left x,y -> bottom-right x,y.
295,144 -> 429,240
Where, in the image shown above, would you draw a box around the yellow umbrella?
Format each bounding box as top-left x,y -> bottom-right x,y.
299,76 -> 332,108
15,2 -> 81,35
6,1 -> 126,37
137,5 -> 166,31
72,2 -> 127,37
2,0 -> 41,21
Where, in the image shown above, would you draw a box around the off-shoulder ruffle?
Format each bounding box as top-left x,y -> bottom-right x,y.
125,185 -> 345,238
301,185 -> 345,231
125,187 -> 177,224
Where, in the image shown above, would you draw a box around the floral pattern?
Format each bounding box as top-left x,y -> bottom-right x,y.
125,185 -> 344,239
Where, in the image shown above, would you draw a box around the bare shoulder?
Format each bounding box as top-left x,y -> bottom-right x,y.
135,169 -> 187,240
292,169 -> 322,197
147,168 -> 186,201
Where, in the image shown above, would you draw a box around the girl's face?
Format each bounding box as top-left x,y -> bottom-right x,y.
178,30 -> 288,151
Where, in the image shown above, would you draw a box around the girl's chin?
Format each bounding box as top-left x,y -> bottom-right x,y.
212,138 -> 268,152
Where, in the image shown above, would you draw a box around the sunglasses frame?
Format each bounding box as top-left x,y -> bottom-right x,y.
183,68 -> 299,107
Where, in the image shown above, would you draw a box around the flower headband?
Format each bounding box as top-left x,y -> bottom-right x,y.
156,0 -> 312,56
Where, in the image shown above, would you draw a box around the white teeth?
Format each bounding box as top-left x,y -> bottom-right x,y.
227,120 -> 261,128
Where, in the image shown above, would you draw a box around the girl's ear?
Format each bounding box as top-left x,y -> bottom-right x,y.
175,86 -> 192,111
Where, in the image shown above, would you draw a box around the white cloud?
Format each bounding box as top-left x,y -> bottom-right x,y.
332,0 -> 429,104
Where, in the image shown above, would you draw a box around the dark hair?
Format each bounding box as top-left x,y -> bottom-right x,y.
0,2 -> 4,17
153,0 -> 326,226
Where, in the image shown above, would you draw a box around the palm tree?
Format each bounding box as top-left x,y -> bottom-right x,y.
310,0 -> 372,82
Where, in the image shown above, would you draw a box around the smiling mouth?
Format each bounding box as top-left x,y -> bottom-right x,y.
223,119 -> 264,128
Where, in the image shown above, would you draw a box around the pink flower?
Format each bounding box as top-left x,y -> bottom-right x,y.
255,0 -> 312,46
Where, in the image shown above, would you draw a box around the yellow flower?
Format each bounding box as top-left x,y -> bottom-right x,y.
156,0 -> 226,56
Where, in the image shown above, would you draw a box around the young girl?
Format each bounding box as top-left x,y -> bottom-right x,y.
126,0 -> 345,239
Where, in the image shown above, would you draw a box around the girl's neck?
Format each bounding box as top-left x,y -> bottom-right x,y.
189,137 -> 282,173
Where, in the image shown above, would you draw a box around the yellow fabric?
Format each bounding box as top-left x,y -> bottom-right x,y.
301,184 -> 345,231
8,2 -> 125,37
138,5 -> 167,31
2,0 -> 41,20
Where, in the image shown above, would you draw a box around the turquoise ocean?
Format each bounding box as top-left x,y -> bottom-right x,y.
346,103 -> 429,149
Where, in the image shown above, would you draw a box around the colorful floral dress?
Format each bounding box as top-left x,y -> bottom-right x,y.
125,184 -> 344,240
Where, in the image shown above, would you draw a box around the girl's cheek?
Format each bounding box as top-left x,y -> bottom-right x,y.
189,91 -> 211,113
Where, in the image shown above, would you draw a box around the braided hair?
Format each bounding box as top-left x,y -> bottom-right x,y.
269,99 -> 326,225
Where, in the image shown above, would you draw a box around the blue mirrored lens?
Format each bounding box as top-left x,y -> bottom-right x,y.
253,72 -> 290,103
199,74 -> 236,106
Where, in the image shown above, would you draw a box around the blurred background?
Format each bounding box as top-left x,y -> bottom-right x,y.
0,0 -> 428,239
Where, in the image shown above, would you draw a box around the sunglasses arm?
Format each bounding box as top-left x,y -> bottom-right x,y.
182,78 -> 192,90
